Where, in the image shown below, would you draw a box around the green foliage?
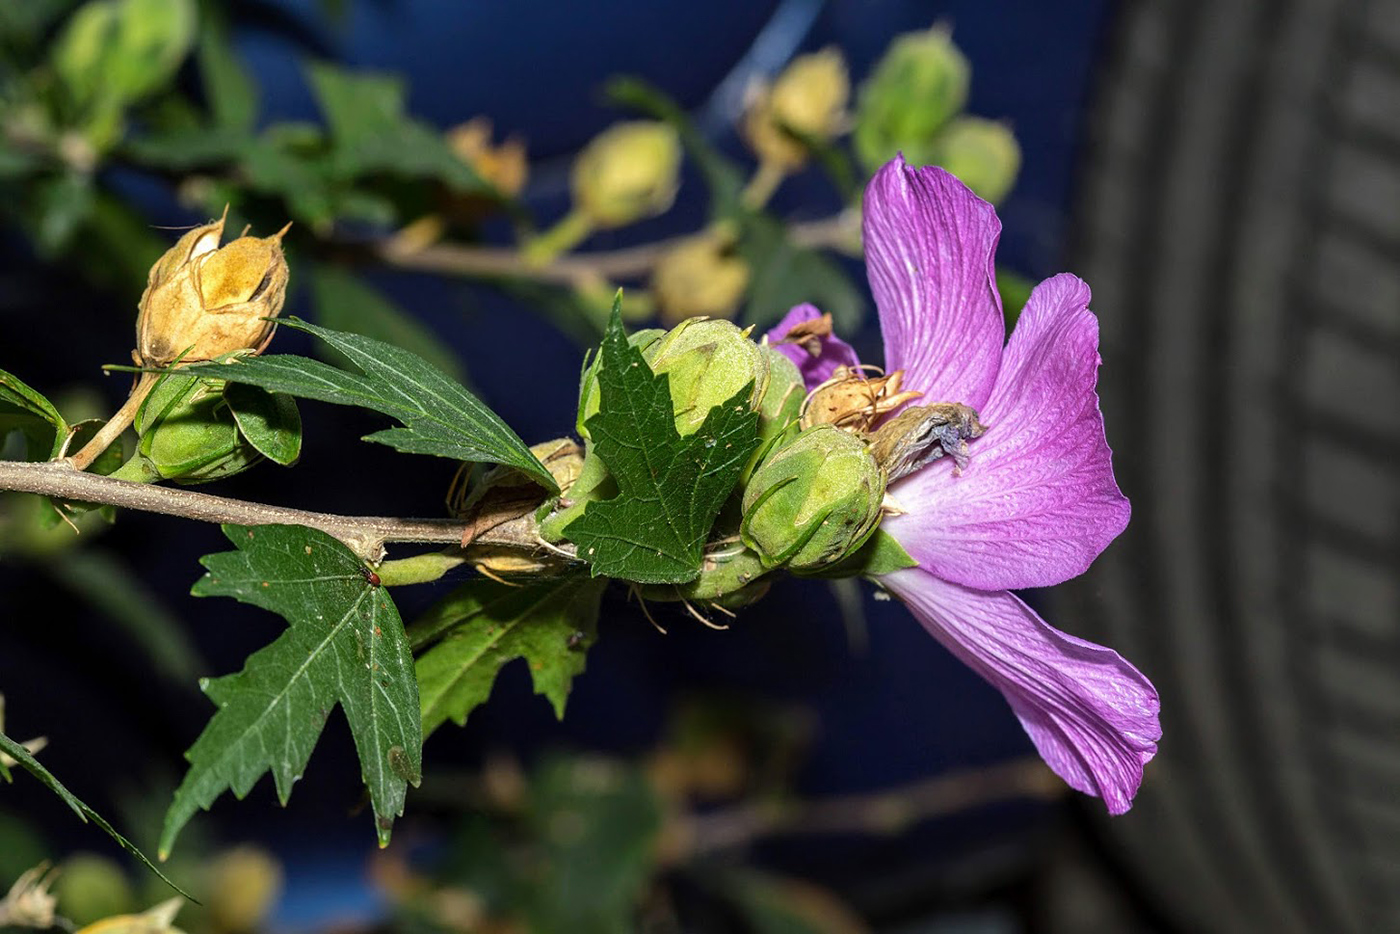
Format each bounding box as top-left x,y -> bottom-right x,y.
796,529 -> 917,580
412,577 -> 605,737
0,731 -> 190,897
440,756 -> 663,934
310,264 -> 465,383
0,366 -> 67,459
195,2 -> 257,131
565,303 -> 761,584
192,318 -> 558,493
223,383 -> 301,466
162,524 -> 422,857
305,61 -> 489,191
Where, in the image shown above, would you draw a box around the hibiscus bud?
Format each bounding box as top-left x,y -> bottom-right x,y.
740,424 -> 886,571
54,854 -> 135,926
854,26 -> 969,172
204,846 -> 283,934
932,117 -> 1021,205
643,317 -> 770,436
743,48 -> 850,168
740,347 -> 804,484
133,374 -> 262,484
135,210 -> 291,367
571,121 -> 681,228
652,231 -> 750,325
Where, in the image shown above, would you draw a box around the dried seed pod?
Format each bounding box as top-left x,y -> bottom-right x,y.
135,209 -> 291,366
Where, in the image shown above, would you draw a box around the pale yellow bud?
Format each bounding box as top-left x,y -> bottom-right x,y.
571,121 -> 681,228
135,209 -> 291,366
651,233 -> 750,325
743,48 -> 850,168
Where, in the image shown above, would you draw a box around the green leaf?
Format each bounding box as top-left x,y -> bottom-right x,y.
52,0 -> 196,110
304,61 -> 489,192
0,366 -> 67,459
311,265 -> 465,383
224,384 -> 301,465
798,529 -> 917,579
565,301 -> 762,584
739,213 -> 863,332
997,268 -> 1035,332
161,524 -> 421,857
0,731 -> 192,897
413,577 -> 605,738
605,76 -> 746,221
196,1 -> 257,130
192,318 -> 557,492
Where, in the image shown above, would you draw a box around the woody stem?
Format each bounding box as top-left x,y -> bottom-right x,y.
66,371 -> 159,472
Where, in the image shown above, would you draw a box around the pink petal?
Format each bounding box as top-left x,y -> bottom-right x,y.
882,567 -> 1159,815
865,157 -> 1004,410
764,303 -> 863,389
884,273 -> 1130,591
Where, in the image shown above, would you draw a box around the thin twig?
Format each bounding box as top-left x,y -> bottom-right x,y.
375,211 -> 860,284
0,460 -> 557,563
679,757 -> 1064,855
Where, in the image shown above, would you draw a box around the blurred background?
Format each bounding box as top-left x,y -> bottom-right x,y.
2,0 -> 1397,932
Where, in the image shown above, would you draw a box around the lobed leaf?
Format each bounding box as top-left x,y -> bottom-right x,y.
192,318 -> 557,492
413,577 -> 605,737
565,301 -> 761,584
161,524 -> 421,857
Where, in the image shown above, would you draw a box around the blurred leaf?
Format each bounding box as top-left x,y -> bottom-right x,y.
0,0 -> 83,50
566,301 -> 761,584
0,731 -> 192,897
311,265 -> 464,383
34,172 -> 95,254
47,549 -> 205,685
522,756 -> 662,934
224,384 -> 301,466
413,577 -> 605,737
192,317 -> 559,493
0,810 -> 48,884
196,1 -> 256,131
997,268 -> 1034,332
123,126 -> 251,170
162,524 -> 422,857
738,213 -> 863,332
305,61 -> 489,192
239,128 -> 336,228
605,76 -> 745,220
79,192 -> 167,290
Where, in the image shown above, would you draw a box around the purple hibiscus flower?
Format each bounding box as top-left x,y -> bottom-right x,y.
767,156 -> 1160,815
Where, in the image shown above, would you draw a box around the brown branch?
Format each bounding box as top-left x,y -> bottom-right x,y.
376,211 -> 861,285
0,460 -> 562,564
678,757 -> 1064,856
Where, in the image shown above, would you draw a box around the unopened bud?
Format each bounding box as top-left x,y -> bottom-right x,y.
741,425 -> 885,571
571,122 -> 681,228
741,347 -> 803,483
135,210 -> 290,367
204,847 -> 282,934
854,26 -> 969,171
643,318 -> 770,436
134,374 -> 262,484
652,233 -> 750,325
743,48 -> 849,169
932,117 -> 1021,205
54,854 -> 135,926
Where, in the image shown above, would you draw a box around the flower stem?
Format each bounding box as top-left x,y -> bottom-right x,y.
741,158 -> 789,210
523,208 -> 594,266
66,371 -> 158,471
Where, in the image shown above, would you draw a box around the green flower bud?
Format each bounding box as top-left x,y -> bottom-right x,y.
740,425 -> 886,572
933,117 -> 1021,205
642,317 -> 770,436
571,121 -> 682,228
854,26 -> 970,172
54,853 -> 136,926
740,347 -> 803,484
133,373 -> 262,484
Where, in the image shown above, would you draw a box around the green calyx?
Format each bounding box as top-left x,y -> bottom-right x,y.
740,424 -> 886,572
132,373 -> 261,483
642,317 -> 770,436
